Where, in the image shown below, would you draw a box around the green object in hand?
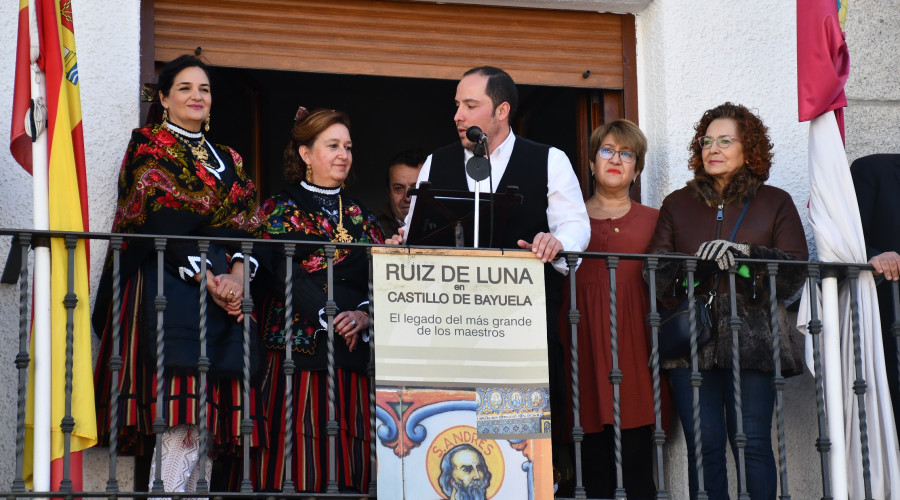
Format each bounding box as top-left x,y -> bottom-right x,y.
682,264 -> 751,287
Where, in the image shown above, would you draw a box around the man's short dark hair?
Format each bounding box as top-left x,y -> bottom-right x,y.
385,148 -> 426,187
463,66 -> 518,122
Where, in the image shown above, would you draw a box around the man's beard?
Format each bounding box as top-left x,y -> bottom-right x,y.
454,479 -> 488,500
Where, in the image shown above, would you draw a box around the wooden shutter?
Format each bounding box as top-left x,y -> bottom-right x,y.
153,0 -> 630,89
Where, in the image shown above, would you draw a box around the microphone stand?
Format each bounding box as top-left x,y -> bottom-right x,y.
469,137 -> 491,248
486,141 -> 494,248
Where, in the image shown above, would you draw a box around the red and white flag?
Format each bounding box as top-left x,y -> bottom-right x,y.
11,0 -> 97,490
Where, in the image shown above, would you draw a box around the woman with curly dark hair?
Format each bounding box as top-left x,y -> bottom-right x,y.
646,102 -> 808,500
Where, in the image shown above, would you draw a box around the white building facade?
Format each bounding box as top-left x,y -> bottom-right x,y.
0,0 -> 898,497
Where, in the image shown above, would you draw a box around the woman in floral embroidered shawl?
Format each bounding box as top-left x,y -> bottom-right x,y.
252,108 -> 384,493
92,55 -> 266,492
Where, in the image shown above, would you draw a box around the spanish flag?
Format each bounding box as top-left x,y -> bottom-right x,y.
11,0 -> 97,489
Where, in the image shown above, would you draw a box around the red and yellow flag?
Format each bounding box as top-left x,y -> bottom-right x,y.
12,0 -> 97,487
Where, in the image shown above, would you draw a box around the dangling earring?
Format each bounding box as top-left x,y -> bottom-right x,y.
305,164 -> 313,183
204,114 -> 210,132
161,108 -> 169,123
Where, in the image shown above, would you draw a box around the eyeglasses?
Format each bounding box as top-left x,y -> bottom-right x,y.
598,148 -> 637,163
698,135 -> 742,149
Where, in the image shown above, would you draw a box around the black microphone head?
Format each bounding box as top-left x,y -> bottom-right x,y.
466,126 -> 484,143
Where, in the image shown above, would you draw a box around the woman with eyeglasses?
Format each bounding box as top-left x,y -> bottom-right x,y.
558,119 -> 664,498
646,102 -> 808,500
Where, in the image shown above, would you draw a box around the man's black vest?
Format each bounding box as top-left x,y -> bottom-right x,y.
428,137 -> 550,249
428,136 -> 568,429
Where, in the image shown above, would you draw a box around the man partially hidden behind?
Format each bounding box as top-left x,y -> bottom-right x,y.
438,444 -> 492,500
850,153 -> 900,432
377,149 -> 425,238
402,66 -> 590,483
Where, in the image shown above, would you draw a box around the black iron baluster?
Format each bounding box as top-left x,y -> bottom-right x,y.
282,243 -> 296,493
685,259 -> 708,500
367,247 -> 377,494
565,253 -> 585,499
847,266 -> 873,500
13,233 -> 32,493
767,263 -> 790,500
645,257 -> 668,500
727,270 -> 748,500
805,265 -> 832,500
150,238 -> 167,494
325,244 -> 339,493
240,241 -> 255,493
58,235 -> 79,493
105,237 -> 123,493
607,256 -> 626,500
195,240 -> 210,494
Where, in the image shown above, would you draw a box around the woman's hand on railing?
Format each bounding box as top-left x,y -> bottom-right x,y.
695,240 -> 750,270
870,251 -> 900,281
334,310 -> 370,351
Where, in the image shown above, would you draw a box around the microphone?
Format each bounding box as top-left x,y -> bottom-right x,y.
465,125 -> 490,179
466,126 -> 487,143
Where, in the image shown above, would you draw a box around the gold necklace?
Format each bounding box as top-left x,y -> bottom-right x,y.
333,195 -> 353,243
590,195 -> 631,219
185,136 -> 209,162
166,122 -> 209,163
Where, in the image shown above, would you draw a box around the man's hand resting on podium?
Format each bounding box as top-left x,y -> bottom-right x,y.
384,227 -> 404,245
518,232 -> 563,264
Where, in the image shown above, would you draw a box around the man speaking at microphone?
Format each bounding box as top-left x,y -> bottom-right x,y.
401,65 -> 589,469
402,66 -> 589,265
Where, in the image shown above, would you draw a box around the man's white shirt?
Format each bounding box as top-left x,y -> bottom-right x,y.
402,130 -> 589,273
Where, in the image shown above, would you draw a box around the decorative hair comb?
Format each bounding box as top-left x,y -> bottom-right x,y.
294,106 -> 309,123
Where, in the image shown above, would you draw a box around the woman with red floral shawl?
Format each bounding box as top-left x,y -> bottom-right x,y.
92,55 -> 266,493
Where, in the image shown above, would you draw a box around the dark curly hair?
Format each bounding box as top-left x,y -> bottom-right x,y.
283,108 -> 351,185
688,102 -> 773,183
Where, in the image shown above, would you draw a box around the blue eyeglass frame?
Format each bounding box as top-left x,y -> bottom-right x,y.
598,147 -> 637,162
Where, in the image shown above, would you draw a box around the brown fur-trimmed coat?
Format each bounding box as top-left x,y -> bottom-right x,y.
646,170 -> 809,374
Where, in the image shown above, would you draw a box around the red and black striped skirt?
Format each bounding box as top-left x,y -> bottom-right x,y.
254,350 -> 372,493
94,273 -> 263,456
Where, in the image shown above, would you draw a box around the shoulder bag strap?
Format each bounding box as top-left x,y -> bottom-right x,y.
711,196 -> 755,291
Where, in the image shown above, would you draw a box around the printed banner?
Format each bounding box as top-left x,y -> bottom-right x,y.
373,248 -> 554,499
372,247 -> 548,387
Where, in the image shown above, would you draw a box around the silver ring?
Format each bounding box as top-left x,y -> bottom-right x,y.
350,319 -> 358,327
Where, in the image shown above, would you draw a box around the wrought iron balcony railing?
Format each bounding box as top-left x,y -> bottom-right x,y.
0,228 -> 897,499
